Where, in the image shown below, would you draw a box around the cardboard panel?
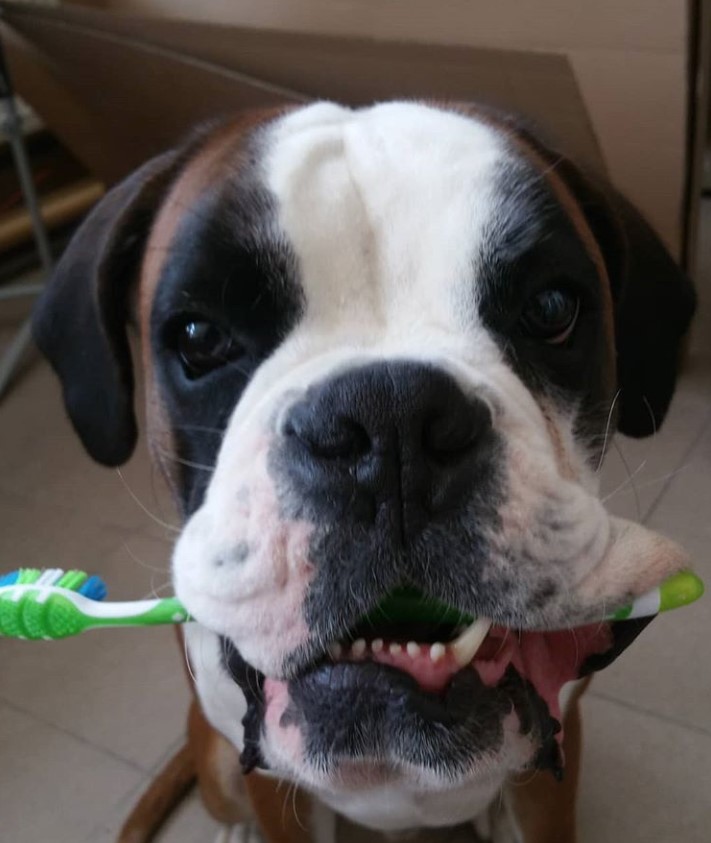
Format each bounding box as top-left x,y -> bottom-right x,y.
1,3 -> 605,176
70,0 -> 685,54
572,50 -> 686,254
0,1 -> 691,258
56,0 -> 692,257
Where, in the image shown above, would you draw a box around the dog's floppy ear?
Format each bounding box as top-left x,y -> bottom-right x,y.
32,150 -> 180,466
559,165 -> 697,437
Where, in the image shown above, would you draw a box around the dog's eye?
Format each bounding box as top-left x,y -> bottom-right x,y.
176,319 -> 243,378
520,289 -> 580,344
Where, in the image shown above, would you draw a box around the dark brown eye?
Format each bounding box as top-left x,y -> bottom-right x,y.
176,319 -> 243,378
520,289 -> 580,344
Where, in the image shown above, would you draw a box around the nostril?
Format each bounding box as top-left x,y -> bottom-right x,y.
284,412 -> 371,460
422,416 -> 476,462
311,418 -> 371,459
422,402 -> 492,463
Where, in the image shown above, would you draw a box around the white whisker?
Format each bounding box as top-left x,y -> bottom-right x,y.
116,468 -> 181,533
611,440 -> 642,519
183,628 -> 197,685
595,389 -> 622,473
122,540 -> 171,576
154,447 -> 216,472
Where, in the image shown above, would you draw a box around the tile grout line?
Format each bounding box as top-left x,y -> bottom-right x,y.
643,404 -> 711,524
589,689 -> 711,740
80,774 -> 160,843
0,693 -> 148,774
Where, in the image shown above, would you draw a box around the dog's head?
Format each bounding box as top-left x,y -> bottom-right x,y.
34,102 -> 695,793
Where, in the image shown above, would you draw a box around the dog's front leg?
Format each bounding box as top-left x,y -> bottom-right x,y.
309,798 -> 338,843
503,678 -> 591,843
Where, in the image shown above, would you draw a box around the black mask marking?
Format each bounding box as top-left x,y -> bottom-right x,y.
150,143 -> 303,516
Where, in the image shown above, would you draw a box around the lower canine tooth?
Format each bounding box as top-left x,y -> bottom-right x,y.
430,642 -> 446,662
451,618 -> 492,666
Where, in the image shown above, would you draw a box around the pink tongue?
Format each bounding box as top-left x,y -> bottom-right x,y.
470,624 -> 614,723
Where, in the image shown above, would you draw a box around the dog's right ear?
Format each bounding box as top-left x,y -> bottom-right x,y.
32,151 -> 181,467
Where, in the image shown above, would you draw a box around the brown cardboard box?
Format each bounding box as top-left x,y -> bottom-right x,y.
1,0 -> 707,270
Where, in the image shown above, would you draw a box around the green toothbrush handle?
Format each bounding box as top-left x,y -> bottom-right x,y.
85,597 -> 190,630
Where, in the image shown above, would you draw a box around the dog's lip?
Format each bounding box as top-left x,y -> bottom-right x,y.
229,618 -> 648,715
266,657 -> 561,780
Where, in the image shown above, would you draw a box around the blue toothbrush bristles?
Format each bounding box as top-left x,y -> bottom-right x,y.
79,576 -> 108,601
0,570 -> 19,587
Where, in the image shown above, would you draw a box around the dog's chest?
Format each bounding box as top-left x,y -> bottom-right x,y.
315,777 -> 503,833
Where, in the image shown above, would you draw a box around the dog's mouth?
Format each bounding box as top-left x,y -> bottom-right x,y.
318,588 -> 648,705
224,588 -> 652,781
327,588 -> 502,694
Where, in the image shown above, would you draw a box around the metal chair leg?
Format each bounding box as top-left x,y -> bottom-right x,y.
0,32 -> 54,400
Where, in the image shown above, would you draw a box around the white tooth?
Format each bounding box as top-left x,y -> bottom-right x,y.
389,642 -> 402,655
351,638 -> 367,657
406,641 -> 421,657
372,638 -> 384,653
328,642 -> 342,659
451,618 -> 492,667
430,642 -> 446,662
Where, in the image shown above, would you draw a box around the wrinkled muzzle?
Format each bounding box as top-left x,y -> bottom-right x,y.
173,361 -> 688,788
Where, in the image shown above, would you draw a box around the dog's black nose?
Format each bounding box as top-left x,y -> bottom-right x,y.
281,361 -> 493,539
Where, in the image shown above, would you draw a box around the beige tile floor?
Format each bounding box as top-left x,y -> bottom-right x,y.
1,205 -> 710,843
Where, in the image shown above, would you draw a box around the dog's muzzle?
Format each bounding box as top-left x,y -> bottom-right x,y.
174,357 -> 682,790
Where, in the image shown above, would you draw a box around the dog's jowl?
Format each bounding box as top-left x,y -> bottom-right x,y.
33,102 -> 696,840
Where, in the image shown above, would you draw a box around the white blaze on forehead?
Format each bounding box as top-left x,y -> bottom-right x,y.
264,102 -> 509,339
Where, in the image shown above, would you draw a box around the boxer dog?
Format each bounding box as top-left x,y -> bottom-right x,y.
33,102 -> 695,842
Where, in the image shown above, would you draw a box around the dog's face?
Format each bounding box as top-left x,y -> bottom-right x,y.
34,103 -> 695,797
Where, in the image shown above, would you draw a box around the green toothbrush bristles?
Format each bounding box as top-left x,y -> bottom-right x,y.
56,570 -> 88,591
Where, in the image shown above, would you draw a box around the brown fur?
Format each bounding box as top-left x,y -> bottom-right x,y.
117,742 -> 195,843
509,677 -> 592,843
189,699 -> 253,825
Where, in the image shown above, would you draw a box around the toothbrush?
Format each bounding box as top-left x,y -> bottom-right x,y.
0,568 -> 703,641
0,568 -> 189,640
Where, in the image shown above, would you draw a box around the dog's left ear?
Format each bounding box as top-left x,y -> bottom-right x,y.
603,192 -> 696,437
32,150 -> 180,466
549,157 -> 697,438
